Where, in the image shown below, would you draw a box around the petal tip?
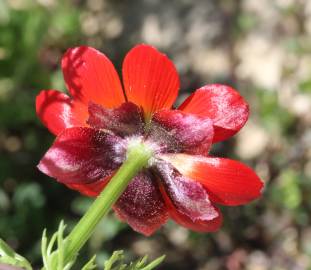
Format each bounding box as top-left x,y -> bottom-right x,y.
179,84 -> 250,142
37,158 -> 50,177
123,44 -> 180,119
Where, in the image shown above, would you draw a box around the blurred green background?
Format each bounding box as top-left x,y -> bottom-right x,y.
1,0 -> 311,269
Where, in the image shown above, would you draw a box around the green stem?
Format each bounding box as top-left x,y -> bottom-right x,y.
63,141 -> 153,264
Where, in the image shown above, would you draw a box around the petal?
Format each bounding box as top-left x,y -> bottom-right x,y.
179,84 -> 249,142
66,174 -> 112,197
150,109 -> 214,155
62,46 -> 125,108
36,90 -> 88,135
87,102 -> 144,136
113,171 -> 169,236
161,154 -> 264,206
155,161 -> 218,222
122,44 -> 180,120
159,184 -> 223,232
38,127 -> 125,185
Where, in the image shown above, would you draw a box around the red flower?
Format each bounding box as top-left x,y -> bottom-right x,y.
36,45 -> 263,236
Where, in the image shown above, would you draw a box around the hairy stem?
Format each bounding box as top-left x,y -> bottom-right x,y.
58,141 -> 153,266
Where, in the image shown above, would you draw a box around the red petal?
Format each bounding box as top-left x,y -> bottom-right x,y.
161,154 -> 264,206
38,127 -> 124,185
113,171 -> 168,236
62,46 -> 125,108
179,84 -> 249,142
156,161 -> 218,222
122,45 -> 180,120
66,174 -> 112,197
150,109 -> 213,155
87,102 -> 144,136
159,183 -> 223,232
36,90 -> 88,135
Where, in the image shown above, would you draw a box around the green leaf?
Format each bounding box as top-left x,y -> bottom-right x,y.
41,221 -> 75,270
140,256 -> 165,270
0,239 -> 15,257
0,239 -> 32,270
81,255 -> 97,270
103,250 -> 165,270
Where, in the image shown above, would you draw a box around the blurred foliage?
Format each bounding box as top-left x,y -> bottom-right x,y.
0,0 -> 311,269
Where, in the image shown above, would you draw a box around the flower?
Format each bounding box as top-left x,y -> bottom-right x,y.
36,45 -> 264,236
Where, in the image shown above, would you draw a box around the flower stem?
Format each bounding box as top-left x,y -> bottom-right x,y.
63,141 -> 153,264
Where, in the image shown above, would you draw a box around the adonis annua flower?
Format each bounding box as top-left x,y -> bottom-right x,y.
36,45 -> 264,236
